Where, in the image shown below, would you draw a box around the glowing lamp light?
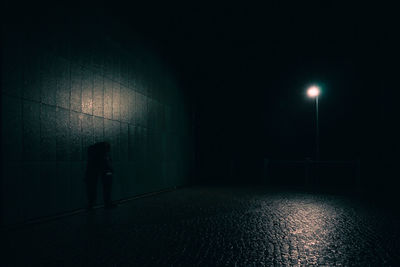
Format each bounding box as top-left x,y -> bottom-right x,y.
307,86 -> 320,98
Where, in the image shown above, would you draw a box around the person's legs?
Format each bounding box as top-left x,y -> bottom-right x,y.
86,172 -> 98,209
102,173 -> 114,208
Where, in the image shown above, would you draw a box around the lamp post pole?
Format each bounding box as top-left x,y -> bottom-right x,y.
307,86 -> 320,161
315,95 -> 319,161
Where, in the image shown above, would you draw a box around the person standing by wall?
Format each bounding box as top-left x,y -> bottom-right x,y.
85,142 -> 116,210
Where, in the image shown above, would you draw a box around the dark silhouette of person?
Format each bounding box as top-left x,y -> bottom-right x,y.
85,141 -> 116,210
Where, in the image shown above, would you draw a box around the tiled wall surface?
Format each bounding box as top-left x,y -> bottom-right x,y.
1,24 -> 193,225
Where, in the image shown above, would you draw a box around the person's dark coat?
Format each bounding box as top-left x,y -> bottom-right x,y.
85,142 -> 114,208
86,142 -> 113,178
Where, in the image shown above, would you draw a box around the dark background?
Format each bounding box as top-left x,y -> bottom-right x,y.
110,1 -> 398,187
2,1 -> 400,224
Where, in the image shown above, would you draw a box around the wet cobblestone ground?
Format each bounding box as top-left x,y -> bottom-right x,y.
2,186 -> 400,266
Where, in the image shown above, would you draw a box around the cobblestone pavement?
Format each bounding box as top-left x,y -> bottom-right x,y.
2,186 -> 400,266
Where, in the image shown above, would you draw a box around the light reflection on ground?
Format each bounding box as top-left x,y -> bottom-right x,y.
1,187 -> 399,266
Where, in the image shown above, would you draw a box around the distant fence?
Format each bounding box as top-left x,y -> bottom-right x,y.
264,158 -> 361,190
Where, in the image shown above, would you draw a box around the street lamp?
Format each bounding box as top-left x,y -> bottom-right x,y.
307,86 -> 320,160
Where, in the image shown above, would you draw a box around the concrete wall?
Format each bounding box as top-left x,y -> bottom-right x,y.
1,24 -> 193,225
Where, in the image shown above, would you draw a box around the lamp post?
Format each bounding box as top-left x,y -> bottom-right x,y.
307,86 -> 320,161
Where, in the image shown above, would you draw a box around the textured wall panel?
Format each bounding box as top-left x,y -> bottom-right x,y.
69,111 -> 82,161
91,42 -> 105,75
1,37 -> 23,97
131,90 -> 141,125
56,108 -> 70,161
117,164 -> 129,197
81,67 -> 93,115
120,55 -> 129,87
104,48 -> 114,80
22,54 -> 41,102
120,122 -> 129,162
21,162 -> 41,219
56,162 -> 71,212
39,162 -> 57,216
2,25 -> 193,225
22,100 -> 40,160
1,162 -> 23,224
93,116 -> 104,143
111,120 -> 121,162
128,88 -> 136,124
69,162 -> 85,209
164,106 -> 172,132
103,78 -> 113,119
147,98 -> 155,129
70,64 -> 82,112
104,118 -> 113,144
128,60 -> 137,92
158,103 -> 165,130
55,58 -> 70,109
135,61 -> 146,95
81,114 -> 94,161
112,81 -> 120,121
40,104 -> 56,161
136,126 -> 147,165
128,124 -> 136,162
93,74 -> 104,117
112,51 -> 121,83
135,92 -> 147,127
120,85 -> 130,123
40,55 -> 57,106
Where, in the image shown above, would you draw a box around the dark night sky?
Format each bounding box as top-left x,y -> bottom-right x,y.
3,1 -> 399,163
